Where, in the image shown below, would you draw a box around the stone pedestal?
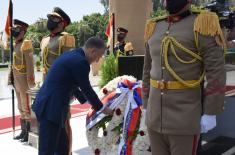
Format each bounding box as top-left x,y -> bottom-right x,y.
118,55 -> 144,80
109,0 -> 153,55
27,88 -> 39,149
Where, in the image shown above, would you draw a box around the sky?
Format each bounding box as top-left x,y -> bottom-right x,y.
0,0 -> 104,31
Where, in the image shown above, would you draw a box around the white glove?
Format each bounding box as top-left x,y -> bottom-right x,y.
200,114 -> 217,133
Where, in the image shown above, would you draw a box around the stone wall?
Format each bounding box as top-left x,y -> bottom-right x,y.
109,0 -> 153,55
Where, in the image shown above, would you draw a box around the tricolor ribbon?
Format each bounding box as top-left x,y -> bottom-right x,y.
86,80 -> 132,129
86,79 -> 142,155
118,80 -> 142,155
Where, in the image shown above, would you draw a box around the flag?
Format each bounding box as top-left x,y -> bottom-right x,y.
2,0 -> 13,48
105,14 -> 114,46
5,0 -> 13,37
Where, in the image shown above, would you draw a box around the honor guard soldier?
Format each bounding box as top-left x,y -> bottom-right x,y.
9,19 -> 35,142
114,27 -> 134,57
41,7 -> 75,79
142,0 -> 226,155
40,7 -> 75,155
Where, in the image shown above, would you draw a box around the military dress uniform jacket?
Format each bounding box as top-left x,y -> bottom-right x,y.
114,41 -> 134,57
32,48 -> 103,126
142,11 -> 226,135
41,32 -> 75,77
12,40 -> 35,90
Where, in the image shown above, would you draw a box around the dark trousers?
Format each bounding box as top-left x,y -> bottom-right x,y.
38,118 -> 69,155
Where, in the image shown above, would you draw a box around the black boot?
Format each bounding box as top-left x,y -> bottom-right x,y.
14,119 -> 26,140
20,121 -> 30,142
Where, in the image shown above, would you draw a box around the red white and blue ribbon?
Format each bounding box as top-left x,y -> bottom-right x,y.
86,80 -> 131,130
86,79 -> 142,155
117,80 -> 142,155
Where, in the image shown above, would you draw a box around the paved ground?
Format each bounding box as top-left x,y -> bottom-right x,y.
0,116 -> 93,155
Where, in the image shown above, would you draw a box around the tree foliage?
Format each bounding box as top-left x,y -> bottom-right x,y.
99,54 -> 118,88
25,18 -> 49,48
152,0 -> 162,11
66,13 -> 109,47
25,13 -> 109,49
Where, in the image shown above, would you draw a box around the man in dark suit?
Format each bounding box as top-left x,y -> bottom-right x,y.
32,37 -> 113,155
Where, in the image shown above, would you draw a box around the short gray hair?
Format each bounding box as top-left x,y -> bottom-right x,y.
84,37 -> 106,49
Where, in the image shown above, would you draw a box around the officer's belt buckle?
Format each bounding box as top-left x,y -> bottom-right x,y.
157,81 -> 168,90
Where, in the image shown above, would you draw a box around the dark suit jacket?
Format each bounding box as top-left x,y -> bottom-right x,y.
32,48 -> 103,126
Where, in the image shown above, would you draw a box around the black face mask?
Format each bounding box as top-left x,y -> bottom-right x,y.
12,29 -> 20,38
117,33 -> 126,42
47,19 -> 60,32
166,0 -> 188,14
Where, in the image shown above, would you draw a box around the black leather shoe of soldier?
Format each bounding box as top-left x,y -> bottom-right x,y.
20,132 -> 28,142
14,119 -> 26,140
20,121 -> 30,142
14,130 -> 26,140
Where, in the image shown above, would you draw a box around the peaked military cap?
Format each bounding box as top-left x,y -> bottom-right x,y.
47,7 -> 71,26
13,19 -> 29,30
117,27 -> 128,34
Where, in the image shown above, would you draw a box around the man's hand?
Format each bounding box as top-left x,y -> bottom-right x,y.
102,107 -> 113,116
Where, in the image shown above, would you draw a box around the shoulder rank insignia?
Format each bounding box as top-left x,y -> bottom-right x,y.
194,11 -> 221,36
60,32 -> 75,48
21,40 -> 33,52
144,15 -> 167,43
194,11 -> 227,53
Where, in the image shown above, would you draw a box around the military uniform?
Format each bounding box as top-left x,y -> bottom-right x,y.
9,19 -> 35,142
142,10 -> 226,155
41,32 -> 75,78
41,7 -> 75,155
13,40 -> 35,118
114,27 -> 134,57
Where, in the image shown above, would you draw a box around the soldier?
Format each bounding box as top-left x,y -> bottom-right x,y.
41,7 -> 75,78
9,19 -> 35,142
114,27 -> 134,57
142,0 -> 226,155
41,7 -> 75,155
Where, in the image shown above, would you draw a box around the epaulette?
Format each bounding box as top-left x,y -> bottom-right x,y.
194,11 -> 222,36
60,32 -> 75,48
124,42 -> 134,52
144,16 -> 167,43
194,10 -> 227,53
21,40 -> 33,52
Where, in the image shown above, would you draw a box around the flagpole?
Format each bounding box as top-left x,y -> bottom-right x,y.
112,13 -> 115,54
9,0 -> 15,138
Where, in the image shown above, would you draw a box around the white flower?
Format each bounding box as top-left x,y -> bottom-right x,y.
86,75 -> 151,155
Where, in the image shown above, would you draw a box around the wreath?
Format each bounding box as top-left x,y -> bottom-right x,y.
86,75 -> 151,155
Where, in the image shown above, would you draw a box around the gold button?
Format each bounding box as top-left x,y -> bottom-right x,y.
161,92 -> 164,95
162,67 -> 165,70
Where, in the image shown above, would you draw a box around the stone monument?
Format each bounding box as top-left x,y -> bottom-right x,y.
109,0 -> 153,55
